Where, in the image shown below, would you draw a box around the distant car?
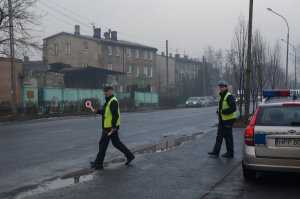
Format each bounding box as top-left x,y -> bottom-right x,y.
242,89 -> 300,180
206,96 -> 215,106
185,97 -> 207,108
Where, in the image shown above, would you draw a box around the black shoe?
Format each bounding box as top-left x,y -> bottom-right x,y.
221,152 -> 234,158
208,151 -> 219,157
90,161 -> 97,165
90,161 -> 104,170
125,155 -> 135,165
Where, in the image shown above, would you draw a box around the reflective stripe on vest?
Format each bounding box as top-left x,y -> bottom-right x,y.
104,96 -> 121,128
218,92 -> 237,121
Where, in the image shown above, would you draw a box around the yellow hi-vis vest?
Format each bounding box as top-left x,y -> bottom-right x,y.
218,92 -> 237,121
104,96 -> 121,128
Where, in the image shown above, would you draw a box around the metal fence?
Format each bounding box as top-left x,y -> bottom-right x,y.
22,86 -> 159,113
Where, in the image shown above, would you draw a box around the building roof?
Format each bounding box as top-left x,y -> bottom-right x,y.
23,61 -> 47,72
60,65 -> 125,75
49,62 -> 72,72
61,66 -> 124,89
43,32 -> 157,51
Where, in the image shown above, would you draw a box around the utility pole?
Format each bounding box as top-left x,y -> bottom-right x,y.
202,56 -> 207,96
166,40 -> 169,95
244,0 -> 253,121
8,0 -> 17,114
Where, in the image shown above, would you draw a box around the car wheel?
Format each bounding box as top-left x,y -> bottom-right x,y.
242,162 -> 256,180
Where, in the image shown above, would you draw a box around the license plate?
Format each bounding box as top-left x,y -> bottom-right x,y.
275,138 -> 300,147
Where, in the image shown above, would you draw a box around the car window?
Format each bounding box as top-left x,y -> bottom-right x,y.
188,97 -> 198,101
256,106 -> 300,126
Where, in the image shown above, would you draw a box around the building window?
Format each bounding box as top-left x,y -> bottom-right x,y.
150,67 -> 153,77
127,48 -> 131,58
127,65 -> 132,73
136,49 -> 139,59
29,71 -> 33,77
65,43 -> 71,55
119,86 -> 123,92
136,66 -> 139,77
83,42 -> 88,50
108,64 -> 112,70
108,46 -> 112,56
144,50 -> 148,59
144,67 -> 147,76
116,47 -> 120,56
149,52 -> 153,60
54,43 -> 58,55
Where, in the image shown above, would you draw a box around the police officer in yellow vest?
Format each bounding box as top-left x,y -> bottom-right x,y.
90,84 -> 135,169
208,81 -> 237,158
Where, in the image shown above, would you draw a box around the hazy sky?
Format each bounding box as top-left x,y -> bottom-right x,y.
35,0 -> 300,72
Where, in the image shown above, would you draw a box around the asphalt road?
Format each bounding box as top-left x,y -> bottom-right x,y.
11,128 -> 300,199
0,107 -> 218,197
1,106 -> 299,199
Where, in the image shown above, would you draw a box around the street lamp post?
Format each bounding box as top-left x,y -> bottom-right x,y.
281,39 -> 297,88
267,8 -> 289,88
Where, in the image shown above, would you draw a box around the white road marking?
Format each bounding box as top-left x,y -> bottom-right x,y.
46,129 -> 72,134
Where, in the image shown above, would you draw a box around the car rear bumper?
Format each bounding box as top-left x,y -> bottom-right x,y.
242,144 -> 300,173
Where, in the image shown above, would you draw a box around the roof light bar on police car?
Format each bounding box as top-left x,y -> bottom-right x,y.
262,89 -> 300,98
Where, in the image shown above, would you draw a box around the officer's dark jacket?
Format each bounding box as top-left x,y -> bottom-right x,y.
218,90 -> 237,126
97,95 -> 119,130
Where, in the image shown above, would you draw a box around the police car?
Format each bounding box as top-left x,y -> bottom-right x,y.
242,89 -> 300,180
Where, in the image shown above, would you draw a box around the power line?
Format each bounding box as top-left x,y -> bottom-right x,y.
118,32 -> 164,43
38,1 -> 92,30
42,0 -> 164,44
38,1 -> 197,57
38,1 -> 164,45
46,0 -> 93,24
45,0 -> 110,31
37,6 -> 92,35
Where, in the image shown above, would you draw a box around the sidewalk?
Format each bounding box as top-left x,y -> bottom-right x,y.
20,128 -> 244,199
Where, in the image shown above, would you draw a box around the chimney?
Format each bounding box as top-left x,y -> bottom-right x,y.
184,55 -> 188,59
111,31 -> 117,40
175,54 -> 180,59
24,56 -> 29,62
169,53 -> 172,58
104,32 -> 110,39
93,28 -> 101,39
161,52 -> 165,56
74,25 -> 80,35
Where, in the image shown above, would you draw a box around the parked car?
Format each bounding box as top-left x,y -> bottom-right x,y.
185,97 -> 208,108
198,97 -> 210,107
242,89 -> 300,180
206,96 -> 215,106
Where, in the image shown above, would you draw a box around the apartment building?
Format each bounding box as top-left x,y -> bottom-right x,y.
156,53 -> 176,94
43,26 -> 157,92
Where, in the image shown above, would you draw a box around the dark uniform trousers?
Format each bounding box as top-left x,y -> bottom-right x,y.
96,130 -> 134,164
213,124 -> 234,155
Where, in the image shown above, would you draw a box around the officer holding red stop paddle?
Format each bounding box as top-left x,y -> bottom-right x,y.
87,84 -> 135,169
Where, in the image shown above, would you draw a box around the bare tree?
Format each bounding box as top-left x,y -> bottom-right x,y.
230,15 -> 248,116
251,29 -> 268,112
0,0 -> 41,58
215,49 -> 224,79
204,45 -> 215,66
204,46 -> 224,74
266,41 -> 283,89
